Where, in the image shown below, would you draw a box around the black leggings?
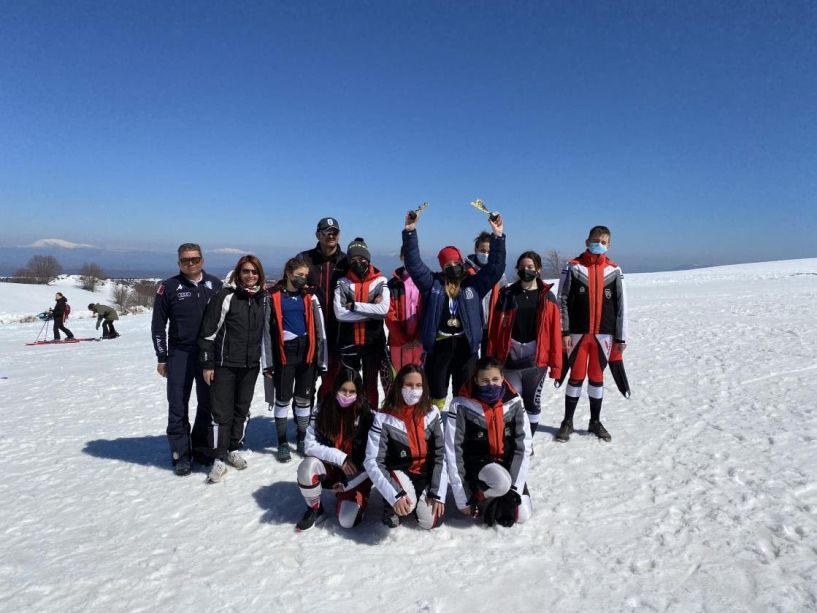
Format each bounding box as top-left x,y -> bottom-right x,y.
425,335 -> 477,401
53,316 -> 73,340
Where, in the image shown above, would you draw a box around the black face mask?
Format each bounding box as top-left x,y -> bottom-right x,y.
444,264 -> 463,280
351,261 -> 369,279
291,276 -> 308,290
518,269 -> 538,282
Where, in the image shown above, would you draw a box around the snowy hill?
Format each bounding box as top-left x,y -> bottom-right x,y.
0,259 -> 816,612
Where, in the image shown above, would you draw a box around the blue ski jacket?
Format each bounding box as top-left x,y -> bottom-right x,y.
152,271 -> 223,363
401,229 -> 505,356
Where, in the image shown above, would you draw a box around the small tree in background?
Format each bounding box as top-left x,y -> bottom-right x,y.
112,284 -> 132,313
19,255 -> 63,284
131,280 -> 159,308
542,249 -> 568,279
79,262 -> 107,292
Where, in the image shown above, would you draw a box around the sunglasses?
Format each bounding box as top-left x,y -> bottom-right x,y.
179,257 -> 202,265
240,268 -> 259,275
319,229 -> 339,238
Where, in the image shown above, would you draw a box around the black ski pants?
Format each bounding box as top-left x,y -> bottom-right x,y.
53,316 -> 73,340
274,337 -> 317,405
425,335 -> 477,402
208,365 -> 260,461
166,347 -> 212,462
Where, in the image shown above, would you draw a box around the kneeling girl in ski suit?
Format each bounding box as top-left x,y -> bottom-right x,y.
364,364 -> 447,529
295,368 -> 374,531
269,257 -> 328,462
487,251 -> 563,437
445,357 -> 533,527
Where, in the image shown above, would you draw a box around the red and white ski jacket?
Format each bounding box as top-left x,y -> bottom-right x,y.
333,266 -> 390,349
364,406 -> 448,506
558,251 -> 628,342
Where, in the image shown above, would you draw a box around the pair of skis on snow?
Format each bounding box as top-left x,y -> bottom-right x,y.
25,337 -> 109,346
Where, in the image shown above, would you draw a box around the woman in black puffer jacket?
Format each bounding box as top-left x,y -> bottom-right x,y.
199,255 -> 272,483
50,292 -> 74,341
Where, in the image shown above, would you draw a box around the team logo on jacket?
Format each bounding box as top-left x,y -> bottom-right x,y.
156,284 -> 165,295
604,288 -> 612,299
205,281 -> 212,289
464,287 -> 475,300
477,431 -> 485,439
579,286 -> 586,294
177,291 -> 192,299
400,450 -> 407,458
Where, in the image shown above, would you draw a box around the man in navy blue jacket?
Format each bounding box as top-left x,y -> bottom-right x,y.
152,243 -> 223,476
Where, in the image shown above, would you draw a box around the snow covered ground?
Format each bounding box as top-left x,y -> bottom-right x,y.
1,259 -> 816,612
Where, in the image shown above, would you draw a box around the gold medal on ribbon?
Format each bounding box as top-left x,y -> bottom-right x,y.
447,317 -> 461,328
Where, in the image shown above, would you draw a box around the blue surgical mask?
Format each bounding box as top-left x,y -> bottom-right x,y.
476,383 -> 503,404
475,252 -> 489,266
588,242 -> 608,255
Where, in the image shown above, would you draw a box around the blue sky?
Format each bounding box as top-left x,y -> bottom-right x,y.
1,1 -> 814,271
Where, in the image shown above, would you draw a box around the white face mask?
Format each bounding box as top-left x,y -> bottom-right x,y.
401,387 -> 423,406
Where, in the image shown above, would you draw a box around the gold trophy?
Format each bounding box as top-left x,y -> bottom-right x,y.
407,202 -> 429,221
469,198 -> 500,222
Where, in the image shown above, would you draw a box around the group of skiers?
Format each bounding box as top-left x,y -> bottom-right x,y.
44,293 -> 120,341
151,211 -> 628,532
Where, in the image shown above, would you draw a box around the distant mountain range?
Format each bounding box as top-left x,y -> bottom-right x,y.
0,237 -> 760,277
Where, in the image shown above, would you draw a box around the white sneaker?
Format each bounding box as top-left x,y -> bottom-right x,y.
207,460 -> 228,484
226,450 -> 248,470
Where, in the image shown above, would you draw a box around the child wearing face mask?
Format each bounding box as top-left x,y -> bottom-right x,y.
466,231 -> 508,356
333,237 -> 390,409
295,368 -> 374,531
556,225 -> 628,443
486,251 -> 563,443
401,212 -> 506,410
364,364 -> 448,529
269,257 -> 328,463
445,357 -> 533,527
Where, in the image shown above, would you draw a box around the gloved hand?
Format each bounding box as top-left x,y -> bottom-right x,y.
495,489 -> 522,527
484,489 -> 521,527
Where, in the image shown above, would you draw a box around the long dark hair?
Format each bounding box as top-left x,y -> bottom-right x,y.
314,367 -> 369,442
382,364 -> 432,418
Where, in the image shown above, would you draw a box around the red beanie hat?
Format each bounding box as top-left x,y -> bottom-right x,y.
437,246 -> 463,269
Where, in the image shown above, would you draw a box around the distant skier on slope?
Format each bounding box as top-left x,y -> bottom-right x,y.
555,225 -> 628,442
49,292 -> 74,341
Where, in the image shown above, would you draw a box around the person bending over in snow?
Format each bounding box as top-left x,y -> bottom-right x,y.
445,357 -> 533,527
556,225 -> 628,442
294,368 -> 373,531
88,303 -> 119,339
364,364 -> 447,529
